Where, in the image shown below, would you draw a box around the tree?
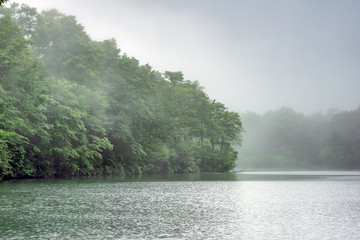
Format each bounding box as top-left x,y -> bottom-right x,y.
9,3 -> 38,39
0,0 -> 8,7
32,9 -> 105,88
321,108 -> 360,168
0,4 -> 243,179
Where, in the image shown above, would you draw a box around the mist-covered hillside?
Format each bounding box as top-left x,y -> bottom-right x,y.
0,3 -> 242,179
238,107 -> 360,170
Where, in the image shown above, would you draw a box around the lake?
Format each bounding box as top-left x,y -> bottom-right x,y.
1,171 -> 360,239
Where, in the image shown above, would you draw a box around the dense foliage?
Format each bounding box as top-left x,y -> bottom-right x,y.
238,107 -> 360,169
0,1 -> 8,7
0,4 -> 242,179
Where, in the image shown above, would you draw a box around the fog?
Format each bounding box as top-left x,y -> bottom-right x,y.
236,107 -> 360,170
13,0 -> 360,114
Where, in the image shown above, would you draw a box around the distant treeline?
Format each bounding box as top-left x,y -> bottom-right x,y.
0,4 -> 242,179
238,107 -> 360,169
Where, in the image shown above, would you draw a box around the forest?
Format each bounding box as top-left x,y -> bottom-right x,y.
238,107 -> 360,170
1,3 -> 359,180
0,3 -> 242,179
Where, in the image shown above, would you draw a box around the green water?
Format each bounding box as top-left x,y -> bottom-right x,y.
1,172 -> 360,239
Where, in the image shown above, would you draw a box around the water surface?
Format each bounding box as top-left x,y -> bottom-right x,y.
1,171 -> 359,239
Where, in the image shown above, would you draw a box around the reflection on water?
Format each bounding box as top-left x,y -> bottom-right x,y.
0,171 -> 360,239
116,170 -> 360,182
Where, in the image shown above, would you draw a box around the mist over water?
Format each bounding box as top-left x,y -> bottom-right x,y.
1,2 -> 360,239
237,107 -> 360,170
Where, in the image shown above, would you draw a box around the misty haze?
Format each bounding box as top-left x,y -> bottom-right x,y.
0,1 -> 360,239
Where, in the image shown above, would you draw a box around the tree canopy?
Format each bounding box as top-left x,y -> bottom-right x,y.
0,4 -> 242,179
0,0 -> 8,7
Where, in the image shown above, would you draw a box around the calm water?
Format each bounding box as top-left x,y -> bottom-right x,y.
1,171 -> 360,239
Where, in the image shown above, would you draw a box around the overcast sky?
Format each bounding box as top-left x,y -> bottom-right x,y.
12,0 -> 360,114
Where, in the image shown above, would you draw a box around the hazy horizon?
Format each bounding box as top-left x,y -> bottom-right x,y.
11,0 -> 360,114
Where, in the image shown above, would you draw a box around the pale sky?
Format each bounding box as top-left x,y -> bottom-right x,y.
12,0 -> 360,114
